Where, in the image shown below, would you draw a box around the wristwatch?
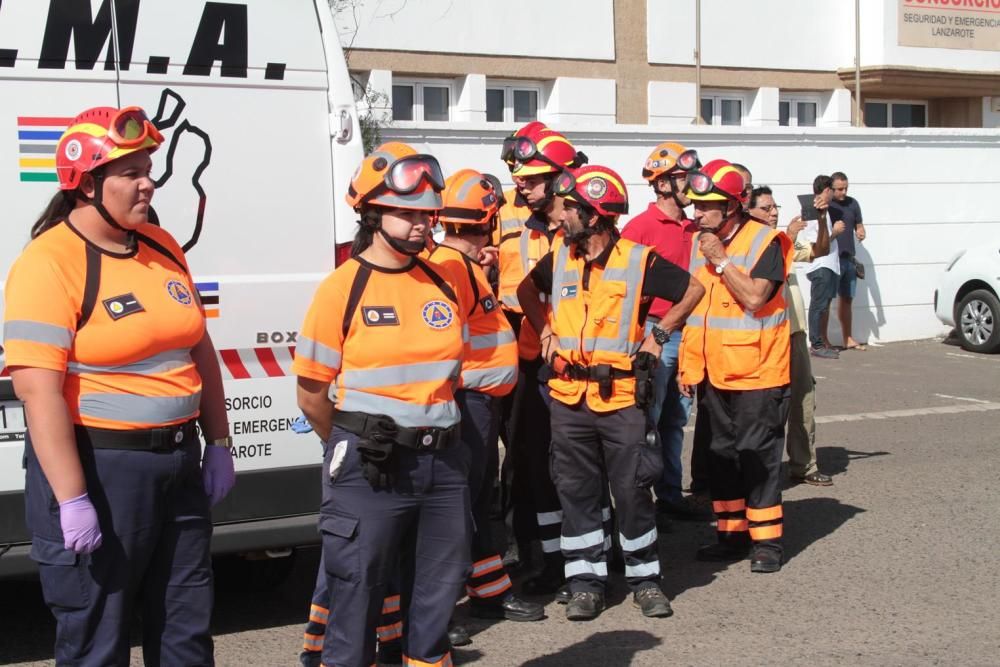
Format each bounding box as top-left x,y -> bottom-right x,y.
651,325 -> 671,345
715,258 -> 730,275
207,436 -> 233,449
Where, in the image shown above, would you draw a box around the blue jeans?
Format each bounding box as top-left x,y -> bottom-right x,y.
838,254 -> 857,299
644,320 -> 693,504
807,267 -> 838,348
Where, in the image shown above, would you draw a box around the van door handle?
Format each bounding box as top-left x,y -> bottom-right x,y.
333,109 -> 353,144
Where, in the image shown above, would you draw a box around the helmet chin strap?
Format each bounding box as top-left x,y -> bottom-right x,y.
657,176 -> 686,209
378,227 -> 424,256
89,173 -> 128,233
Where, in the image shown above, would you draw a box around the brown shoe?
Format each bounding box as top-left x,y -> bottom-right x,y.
792,471 -> 833,486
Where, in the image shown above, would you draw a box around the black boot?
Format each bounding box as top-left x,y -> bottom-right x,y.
470,593 -> 544,621
521,553 -> 565,595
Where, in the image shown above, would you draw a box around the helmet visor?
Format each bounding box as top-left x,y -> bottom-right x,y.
385,154 -> 445,194
500,136 -> 517,164
687,169 -> 737,201
109,107 -> 163,148
551,169 -> 577,197
675,149 -> 701,172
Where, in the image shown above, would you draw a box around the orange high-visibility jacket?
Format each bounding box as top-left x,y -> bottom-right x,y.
679,220 -> 792,390
3,222 -> 205,430
426,244 -> 517,397
293,257 -> 471,428
496,193 -> 536,314
491,188 -> 527,246
547,236 -> 651,412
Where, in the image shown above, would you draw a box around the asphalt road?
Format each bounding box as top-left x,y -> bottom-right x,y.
2,338 -> 999,666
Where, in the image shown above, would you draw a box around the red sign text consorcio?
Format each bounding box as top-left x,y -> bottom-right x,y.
905,0 -> 1000,10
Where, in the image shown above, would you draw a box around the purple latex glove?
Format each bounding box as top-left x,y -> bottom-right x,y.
202,445 -> 235,506
59,493 -> 103,554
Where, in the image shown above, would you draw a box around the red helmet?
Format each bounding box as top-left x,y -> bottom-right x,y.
56,106 -> 163,191
553,165 -> 629,221
510,124 -> 582,177
346,141 -> 444,212
501,121 -> 547,169
686,159 -> 747,205
439,169 -> 500,229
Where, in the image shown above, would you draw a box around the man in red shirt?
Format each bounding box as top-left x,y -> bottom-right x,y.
621,142 -> 709,522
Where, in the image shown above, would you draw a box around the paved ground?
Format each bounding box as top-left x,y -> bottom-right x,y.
2,338 -> 999,666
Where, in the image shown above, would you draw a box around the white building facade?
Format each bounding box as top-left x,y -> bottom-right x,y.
334,0 -> 1000,345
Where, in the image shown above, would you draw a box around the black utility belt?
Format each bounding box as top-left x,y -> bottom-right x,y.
77,420 -> 198,452
331,409 -> 458,451
562,363 -> 634,382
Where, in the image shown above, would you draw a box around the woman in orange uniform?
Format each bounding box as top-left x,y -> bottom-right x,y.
294,142 -> 471,667
3,106 -> 232,665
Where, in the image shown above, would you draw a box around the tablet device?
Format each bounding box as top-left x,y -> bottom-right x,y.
798,193 -> 820,221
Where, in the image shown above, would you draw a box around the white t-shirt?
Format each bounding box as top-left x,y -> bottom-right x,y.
802,218 -> 840,275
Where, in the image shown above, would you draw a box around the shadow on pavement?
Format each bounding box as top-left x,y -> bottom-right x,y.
817,445 -> 891,478
0,547 -> 323,665
518,630 -> 661,666
782,497 -> 866,564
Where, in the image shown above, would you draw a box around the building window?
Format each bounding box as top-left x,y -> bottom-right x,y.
779,96 -> 819,127
392,79 -> 453,122
701,92 -> 745,126
486,81 -> 542,123
864,100 -> 927,128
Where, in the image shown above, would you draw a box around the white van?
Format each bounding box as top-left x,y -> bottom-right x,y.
0,0 -> 364,578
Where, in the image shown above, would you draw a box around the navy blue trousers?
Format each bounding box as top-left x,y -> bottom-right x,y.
24,429 -> 214,666
319,427 -> 471,667
457,389 -> 513,600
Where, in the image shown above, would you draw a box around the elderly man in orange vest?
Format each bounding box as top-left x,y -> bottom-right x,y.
518,165 -> 704,620
678,159 -> 793,574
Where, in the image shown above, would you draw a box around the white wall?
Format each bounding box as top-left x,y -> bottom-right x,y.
334,0 -> 616,61
381,123 -> 1000,344
647,0 -> 853,70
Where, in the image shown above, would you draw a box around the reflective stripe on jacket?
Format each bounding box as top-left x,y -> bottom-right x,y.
497,200 -> 540,314
678,220 -> 792,390
292,258 -> 468,429
547,236 -> 650,412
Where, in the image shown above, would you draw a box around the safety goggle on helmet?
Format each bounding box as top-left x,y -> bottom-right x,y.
346,142 -> 445,212
552,166 -> 629,219
109,107 -> 164,147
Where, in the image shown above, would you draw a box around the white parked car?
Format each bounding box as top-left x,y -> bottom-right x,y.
935,246 -> 1000,353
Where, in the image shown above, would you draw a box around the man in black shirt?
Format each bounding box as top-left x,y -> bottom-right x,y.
829,171 -> 867,350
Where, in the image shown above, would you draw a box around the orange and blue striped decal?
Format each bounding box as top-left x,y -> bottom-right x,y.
17,116 -> 71,182
195,281 -> 220,319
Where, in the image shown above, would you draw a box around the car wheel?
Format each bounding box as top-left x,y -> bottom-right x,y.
957,289 -> 1000,353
